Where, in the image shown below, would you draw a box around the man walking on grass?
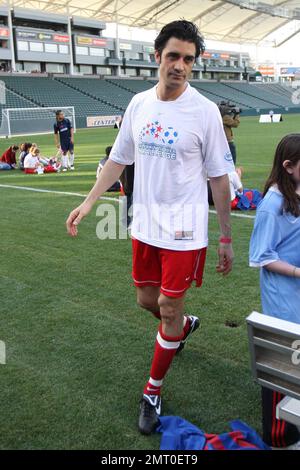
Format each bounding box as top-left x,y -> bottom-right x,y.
54,110 -> 75,172
66,20 -> 234,435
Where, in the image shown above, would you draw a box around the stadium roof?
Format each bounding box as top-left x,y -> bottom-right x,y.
8,0 -> 300,45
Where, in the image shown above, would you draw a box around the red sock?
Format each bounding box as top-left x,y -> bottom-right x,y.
144,323 -> 184,396
183,316 -> 191,338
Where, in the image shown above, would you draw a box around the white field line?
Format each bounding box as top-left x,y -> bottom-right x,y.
0,183 -> 255,220
0,183 -> 115,203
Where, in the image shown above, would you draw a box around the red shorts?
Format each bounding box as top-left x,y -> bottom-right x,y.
132,238 -> 207,299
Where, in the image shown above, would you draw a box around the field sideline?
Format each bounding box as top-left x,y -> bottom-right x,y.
0,115 -> 299,450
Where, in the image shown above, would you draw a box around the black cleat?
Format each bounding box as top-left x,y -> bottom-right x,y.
138,394 -> 161,435
176,315 -> 200,355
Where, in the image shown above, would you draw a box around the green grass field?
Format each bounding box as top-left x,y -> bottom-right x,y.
0,115 -> 299,450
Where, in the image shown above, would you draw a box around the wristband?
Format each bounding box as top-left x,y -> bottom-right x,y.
293,266 -> 298,277
220,237 -> 232,244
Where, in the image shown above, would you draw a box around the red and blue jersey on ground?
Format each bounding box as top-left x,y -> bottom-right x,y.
157,416 -> 270,450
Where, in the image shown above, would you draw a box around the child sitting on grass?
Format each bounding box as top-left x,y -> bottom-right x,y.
24,147 -> 60,174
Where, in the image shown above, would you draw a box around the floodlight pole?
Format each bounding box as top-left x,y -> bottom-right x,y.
7,1 -> 16,72
238,49 -> 243,81
115,0 -> 121,77
7,109 -> 11,138
67,8 -> 75,76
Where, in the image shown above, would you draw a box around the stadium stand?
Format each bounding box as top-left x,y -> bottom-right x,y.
0,76 -> 122,128
225,82 -> 292,109
106,78 -> 154,94
0,85 -> 37,110
55,77 -> 134,110
191,81 -> 252,109
0,75 -> 298,133
250,83 -> 294,108
193,82 -> 276,110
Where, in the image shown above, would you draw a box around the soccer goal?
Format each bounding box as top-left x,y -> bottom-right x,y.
0,106 -> 76,138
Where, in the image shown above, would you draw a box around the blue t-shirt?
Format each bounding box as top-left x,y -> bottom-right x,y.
249,187 -> 300,324
54,118 -> 72,145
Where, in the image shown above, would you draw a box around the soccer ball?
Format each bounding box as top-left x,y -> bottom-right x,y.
162,126 -> 179,145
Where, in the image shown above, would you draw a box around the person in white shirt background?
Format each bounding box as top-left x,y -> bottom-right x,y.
24,146 -> 43,173
229,169 -> 243,200
24,146 -> 60,174
66,20 -> 234,435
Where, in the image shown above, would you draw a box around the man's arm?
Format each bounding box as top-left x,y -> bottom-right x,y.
231,114 -> 240,128
70,127 -> 74,144
66,159 -> 125,236
54,127 -> 60,148
209,174 -> 233,276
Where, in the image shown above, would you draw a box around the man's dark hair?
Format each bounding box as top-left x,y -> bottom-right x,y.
12,145 -> 19,151
154,20 -> 205,58
56,110 -> 63,117
105,146 -> 112,157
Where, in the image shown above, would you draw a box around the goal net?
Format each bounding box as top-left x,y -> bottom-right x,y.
0,106 -> 76,138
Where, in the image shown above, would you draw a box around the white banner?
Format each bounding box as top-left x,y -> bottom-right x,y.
87,115 -> 121,128
259,114 -> 282,123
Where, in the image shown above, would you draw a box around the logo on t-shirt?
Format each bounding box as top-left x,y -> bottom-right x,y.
224,151 -> 233,162
138,120 -> 179,161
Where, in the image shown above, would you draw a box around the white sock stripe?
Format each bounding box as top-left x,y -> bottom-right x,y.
157,331 -> 181,350
149,377 -> 163,387
193,250 -> 201,278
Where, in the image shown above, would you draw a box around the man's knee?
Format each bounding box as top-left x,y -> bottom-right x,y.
158,294 -> 183,325
137,297 -> 156,312
136,288 -> 159,312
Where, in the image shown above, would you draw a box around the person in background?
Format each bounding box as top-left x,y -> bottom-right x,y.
24,147 -> 43,174
19,143 -> 32,170
0,145 -> 18,170
114,115 -> 123,129
249,133 -> 300,450
218,101 -> 240,165
96,146 -> 120,191
229,168 -> 243,204
54,110 -> 75,172
119,163 -> 134,227
24,147 -> 58,174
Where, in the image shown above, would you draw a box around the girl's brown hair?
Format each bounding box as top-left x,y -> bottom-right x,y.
264,133 -> 300,217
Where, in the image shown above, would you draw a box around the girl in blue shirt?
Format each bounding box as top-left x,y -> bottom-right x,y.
250,133 -> 300,449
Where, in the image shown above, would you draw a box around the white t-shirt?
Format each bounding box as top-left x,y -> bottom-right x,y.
229,171 -> 242,201
24,153 -> 39,169
110,83 -> 234,250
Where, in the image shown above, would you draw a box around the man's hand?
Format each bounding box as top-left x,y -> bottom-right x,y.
66,160 -> 126,237
66,202 -> 93,237
216,242 -> 234,276
56,144 -> 60,149
70,137 -> 74,145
